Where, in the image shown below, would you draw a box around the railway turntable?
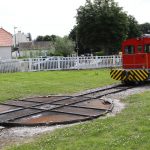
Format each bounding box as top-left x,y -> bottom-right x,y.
0,95 -> 113,127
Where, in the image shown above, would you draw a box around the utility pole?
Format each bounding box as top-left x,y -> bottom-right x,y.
76,28 -> 79,56
14,26 -> 19,58
14,26 -> 17,47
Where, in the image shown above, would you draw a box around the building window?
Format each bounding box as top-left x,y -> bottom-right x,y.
137,45 -> 142,52
144,44 -> 150,53
124,45 -> 134,54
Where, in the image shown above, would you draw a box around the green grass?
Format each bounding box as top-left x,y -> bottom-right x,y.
8,91 -> 150,150
0,69 -> 116,102
1,69 -> 149,150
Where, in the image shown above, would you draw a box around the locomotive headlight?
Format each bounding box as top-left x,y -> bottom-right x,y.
142,65 -> 145,69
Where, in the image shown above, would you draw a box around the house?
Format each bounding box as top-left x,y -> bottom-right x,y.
14,41 -> 55,58
13,31 -> 30,45
0,28 -> 12,59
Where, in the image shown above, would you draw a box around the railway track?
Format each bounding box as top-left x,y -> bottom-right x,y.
0,84 -> 133,127
78,84 -> 133,98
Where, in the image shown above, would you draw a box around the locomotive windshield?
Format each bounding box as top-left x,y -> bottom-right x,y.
124,45 -> 134,54
144,44 -> 150,53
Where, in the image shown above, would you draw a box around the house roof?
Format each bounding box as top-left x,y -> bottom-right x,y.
0,28 -> 12,47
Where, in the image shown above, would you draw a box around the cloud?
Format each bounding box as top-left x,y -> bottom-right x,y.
0,0 -> 149,39
0,0 -> 86,38
116,0 -> 150,24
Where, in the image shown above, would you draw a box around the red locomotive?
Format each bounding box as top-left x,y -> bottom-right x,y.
110,35 -> 150,83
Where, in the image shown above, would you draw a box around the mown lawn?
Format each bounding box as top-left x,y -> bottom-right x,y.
1,69 -> 149,150
0,69 -> 117,102
8,91 -> 150,150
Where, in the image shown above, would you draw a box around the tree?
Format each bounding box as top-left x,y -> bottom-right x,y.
139,23 -> 150,34
69,26 -> 85,55
43,35 -> 52,41
127,15 -> 141,39
54,36 -> 75,57
72,0 -> 142,55
36,36 -> 44,41
75,0 -> 129,55
35,35 -> 57,42
27,33 -> 32,41
51,35 -> 57,42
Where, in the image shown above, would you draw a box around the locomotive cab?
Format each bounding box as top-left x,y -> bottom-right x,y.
110,35 -> 150,83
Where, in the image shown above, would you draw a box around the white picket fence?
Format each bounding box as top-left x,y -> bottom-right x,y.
0,55 -> 122,73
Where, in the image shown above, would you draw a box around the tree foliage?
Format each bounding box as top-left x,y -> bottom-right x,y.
54,36 -> 75,57
139,23 -> 150,34
36,36 -> 44,41
70,0 -> 141,55
127,15 -> 141,38
36,35 -> 57,42
35,35 -> 74,57
27,33 -> 32,41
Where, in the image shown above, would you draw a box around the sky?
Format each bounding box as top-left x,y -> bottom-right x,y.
0,0 -> 150,39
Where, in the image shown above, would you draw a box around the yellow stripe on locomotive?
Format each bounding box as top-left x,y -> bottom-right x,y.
110,69 -> 149,82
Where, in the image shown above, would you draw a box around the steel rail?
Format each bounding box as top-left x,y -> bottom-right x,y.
0,84 -> 133,127
0,96 -> 103,123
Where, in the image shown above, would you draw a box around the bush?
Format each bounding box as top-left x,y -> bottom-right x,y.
54,36 -> 75,57
95,51 -> 105,56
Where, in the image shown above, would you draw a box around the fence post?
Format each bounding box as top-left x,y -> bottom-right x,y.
95,56 -> 98,68
38,58 -> 40,71
77,56 -> 79,70
58,57 -> 60,70
29,58 -> 32,71
19,60 -> 23,72
113,55 -> 116,67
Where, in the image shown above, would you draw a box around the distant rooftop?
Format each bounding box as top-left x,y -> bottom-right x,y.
0,28 -> 12,46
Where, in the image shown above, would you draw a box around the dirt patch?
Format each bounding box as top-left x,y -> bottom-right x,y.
0,84 -> 150,150
0,125 -> 67,150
